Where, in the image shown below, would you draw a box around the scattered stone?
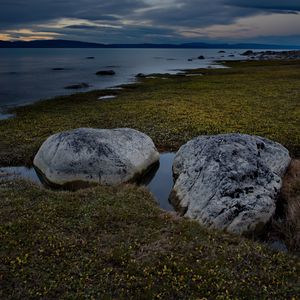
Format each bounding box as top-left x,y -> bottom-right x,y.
136,73 -> 146,78
64,83 -> 90,89
228,54 -> 235,57
33,128 -> 159,188
242,50 -> 254,56
170,134 -> 291,235
198,55 -> 205,60
98,95 -> 116,100
241,50 -> 300,60
244,50 -> 300,60
218,50 -> 226,53
86,56 -> 95,59
52,68 -> 65,71
96,70 -> 116,76
188,58 -> 193,61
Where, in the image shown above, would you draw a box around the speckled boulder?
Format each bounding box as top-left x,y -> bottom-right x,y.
34,128 -> 159,188
170,134 -> 291,235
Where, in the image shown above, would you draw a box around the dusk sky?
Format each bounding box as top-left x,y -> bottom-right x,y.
1,0 -> 300,45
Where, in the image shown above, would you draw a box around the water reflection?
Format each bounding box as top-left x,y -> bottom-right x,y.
0,166 -> 41,184
0,152 -> 176,211
144,153 -> 175,211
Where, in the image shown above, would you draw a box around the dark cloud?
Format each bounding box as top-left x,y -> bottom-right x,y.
0,0 -> 145,26
64,25 -> 109,30
0,0 -> 299,44
224,0 -> 300,12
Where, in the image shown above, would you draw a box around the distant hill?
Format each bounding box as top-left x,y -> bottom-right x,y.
0,39 -> 299,49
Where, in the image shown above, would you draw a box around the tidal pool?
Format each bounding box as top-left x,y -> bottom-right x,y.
0,153 -> 176,211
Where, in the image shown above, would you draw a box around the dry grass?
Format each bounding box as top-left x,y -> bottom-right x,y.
279,160 -> 300,251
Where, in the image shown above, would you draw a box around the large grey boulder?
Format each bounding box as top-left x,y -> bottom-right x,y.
170,134 -> 291,235
33,128 -> 159,188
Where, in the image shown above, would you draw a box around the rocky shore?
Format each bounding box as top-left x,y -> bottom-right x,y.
242,50 -> 300,60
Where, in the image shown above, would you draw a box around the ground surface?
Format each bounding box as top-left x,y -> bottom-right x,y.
0,60 -> 300,299
0,60 -> 299,166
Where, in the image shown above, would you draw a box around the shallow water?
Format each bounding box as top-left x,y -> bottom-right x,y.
0,48 -> 243,112
144,153 -> 176,211
0,166 -> 41,185
0,112 -> 14,120
0,153 -> 176,211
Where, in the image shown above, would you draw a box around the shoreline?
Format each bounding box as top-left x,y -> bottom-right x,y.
0,61 -> 227,121
1,49 -> 298,120
1,59 -> 300,167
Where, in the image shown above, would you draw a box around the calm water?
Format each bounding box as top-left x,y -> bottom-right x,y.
0,153 -> 176,211
0,48 -> 245,114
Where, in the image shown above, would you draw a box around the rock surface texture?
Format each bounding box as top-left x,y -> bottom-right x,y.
170,134 -> 291,234
34,128 -> 159,188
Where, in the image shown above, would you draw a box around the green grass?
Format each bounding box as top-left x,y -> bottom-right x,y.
0,60 -> 300,298
0,180 -> 299,299
0,60 -> 299,167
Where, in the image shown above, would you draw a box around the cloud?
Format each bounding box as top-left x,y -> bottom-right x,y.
224,0 -> 300,12
0,0 -> 299,44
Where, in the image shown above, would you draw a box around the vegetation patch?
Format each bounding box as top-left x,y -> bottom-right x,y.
0,180 -> 299,299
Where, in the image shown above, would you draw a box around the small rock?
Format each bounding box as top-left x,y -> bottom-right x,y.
52,68 -> 65,71
198,55 -> 205,60
98,95 -> 116,100
64,83 -> 90,89
135,73 -> 146,78
242,50 -> 254,56
96,70 -> 116,76
86,56 -> 95,59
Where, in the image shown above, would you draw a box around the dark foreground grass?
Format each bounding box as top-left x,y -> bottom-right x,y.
0,60 -> 300,167
0,180 -> 299,299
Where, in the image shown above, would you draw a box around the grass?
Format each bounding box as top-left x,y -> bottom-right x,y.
0,180 -> 299,299
272,160 -> 300,252
0,60 -> 300,298
0,60 -> 300,167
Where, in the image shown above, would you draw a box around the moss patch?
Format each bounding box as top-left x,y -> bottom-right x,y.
0,180 -> 299,299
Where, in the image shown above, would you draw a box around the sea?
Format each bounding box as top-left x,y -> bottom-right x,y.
0,48 -> 247,118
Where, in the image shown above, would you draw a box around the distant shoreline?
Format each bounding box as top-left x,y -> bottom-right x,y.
1,39 -> 300,49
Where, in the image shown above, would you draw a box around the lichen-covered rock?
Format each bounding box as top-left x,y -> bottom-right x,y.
34,128 -> 159,188
170,134 -> 291,234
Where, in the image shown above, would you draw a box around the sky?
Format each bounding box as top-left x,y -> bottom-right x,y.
0,0 -> 300,45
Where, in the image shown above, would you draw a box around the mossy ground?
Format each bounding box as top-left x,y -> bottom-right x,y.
0,180 -> 299,299
0,60 -> 299,166
0,60 -> 300,298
